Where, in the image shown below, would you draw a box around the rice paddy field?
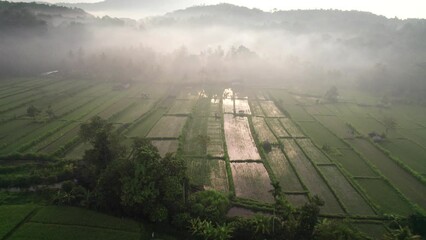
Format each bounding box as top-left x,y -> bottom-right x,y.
230,162 -> 274,203
186,158 -> 229,193
2,78 -> 426,239
0,205 -> 176,240
223,114 -> 261,161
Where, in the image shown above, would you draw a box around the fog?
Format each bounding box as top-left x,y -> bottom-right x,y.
1,2 -> 426,101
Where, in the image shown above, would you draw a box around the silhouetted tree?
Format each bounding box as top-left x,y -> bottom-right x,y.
262,140 -> 272,153
26,105 -> 41,119
46,105 -> 55,119
190,218 -> 234,240
324,86 -> 339,103
383,117 -> 397,136
76,116 -> 124,188
189,190 -> 230,223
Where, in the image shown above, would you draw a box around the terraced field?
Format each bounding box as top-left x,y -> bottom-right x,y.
222,98 -> 234,114
223,115 -> 260,161
146,116 -> 188,139
168,99 -> 195,115
380,139 -> 426,175
152,140 -> 179,157
230,162 -> 274,203
252,117 -> 277,144
207,100 -> 225,158
267,118 -> 290,138
235,99 -> 251,115
318,165 -> 375,216
249,101 -> 265,116
280,118 -> 305,138
259,101 -> 286,117
186,158 -> 229,193
0,205 -> 176,240
348,138 -> 426,210
282,139 -> 345,215
265,147 -> 304,192
271,88 -> 424,221
2,81 -> 426,240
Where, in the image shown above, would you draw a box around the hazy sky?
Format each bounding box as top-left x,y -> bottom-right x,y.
10,0 -> 426,19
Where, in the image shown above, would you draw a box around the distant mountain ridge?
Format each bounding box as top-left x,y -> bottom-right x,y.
57,1 -> 425,32
59,0 -> 197,14
3,2 -> 425,41
147,3 -> 422,34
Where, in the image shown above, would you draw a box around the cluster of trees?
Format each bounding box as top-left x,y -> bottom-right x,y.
324,86 -> 339,103
189,184 -> 365,240
54,116 -> 186,222
52,116 -> 425,239
26,105 -> 55,120
53,116 -> 233,230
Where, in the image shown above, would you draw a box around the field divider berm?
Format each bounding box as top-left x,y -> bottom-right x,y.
14,94 -> 119,154
269,93 -> 364,216
294,107 -> 388,216
326,113 -> 426,213
246,114 -> 277,184
365,136 -> 426,185
299,106 -> 420,215
220,97 -> 236,197
2,206 -> 41,240
123,95 -> 171,137
146,137 -> 179,141
262,94 -> 314,201
292,137 -> 350,216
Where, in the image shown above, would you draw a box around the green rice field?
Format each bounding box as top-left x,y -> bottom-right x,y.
1,79 -> 426,239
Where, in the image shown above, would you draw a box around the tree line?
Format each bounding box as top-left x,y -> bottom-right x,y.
49,116 -> 426,239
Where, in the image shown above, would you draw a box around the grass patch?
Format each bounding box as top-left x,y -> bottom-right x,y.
280,118 -> 305,138
230,162 -> 274,203
315,115 -> 353,138
259,101 -> 286,117
252,117 -> 278,144
281,139 -> 344,215
266,118 -> 290,138
186,158 -> 229,193
168,99 -> 196,115
380,139 -> 426,174
356,179 -> 414,216
127,104 -> 168,138
30,206 -> 140,232
146,116 -> 188,139
0,205 -> 36,239
152,140 -> 179,157
9,222 -> 141,240
285,194 -> 309,208
249,101 -> 265,116
332,148 -> 377,177
297,121 -> 346,148
265,147 -> 304,192
354,222 -> 389,240
318,165 -> 375,216
281,105 -> 314,121
296,139 -> 331,164
349,138 -> 426,211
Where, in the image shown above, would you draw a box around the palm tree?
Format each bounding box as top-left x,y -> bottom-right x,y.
252,215 -> 271,236
190,218 -> 233,240
383,226 -> 421,240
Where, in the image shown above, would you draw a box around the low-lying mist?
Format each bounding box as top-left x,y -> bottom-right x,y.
1,2 -> 426,102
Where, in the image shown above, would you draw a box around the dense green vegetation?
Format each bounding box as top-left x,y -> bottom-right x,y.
1,1 -> 426,238
1,78 -> 426,239
0,205 -> 36,239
